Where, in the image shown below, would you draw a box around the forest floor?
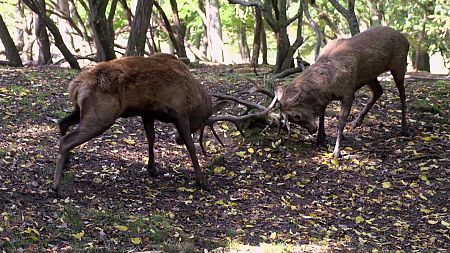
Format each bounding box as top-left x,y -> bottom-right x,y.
0,64 -> 449,252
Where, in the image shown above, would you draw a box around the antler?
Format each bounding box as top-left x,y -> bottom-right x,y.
199,95 -> 279,156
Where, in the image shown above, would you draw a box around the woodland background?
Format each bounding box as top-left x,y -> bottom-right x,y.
0,0 -> 449,74
0,0 -> 449,252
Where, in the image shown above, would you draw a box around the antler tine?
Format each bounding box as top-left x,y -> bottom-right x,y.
210,93 -> 266,111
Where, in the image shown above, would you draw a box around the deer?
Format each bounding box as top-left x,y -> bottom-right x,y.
52,53 -> 213,194
274,26 -> 410,158
54,53 -> 237,194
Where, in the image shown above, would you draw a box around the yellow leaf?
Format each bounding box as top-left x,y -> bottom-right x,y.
177,187 -> 195,192
235,151 -> 246,157
247,148 -> 255,154
441,220 -> 450,228
427,220 -> 438,225
355,216 -> 365,224
331,159 -> 339,165
382,182 -> 392,189
215,200 -> 225,205
269,232 -> 277,239
73,230 -> 84,240
230,131 -> 241,136
213,166 -> 225,174
419,193 -> 428,200
421,136 -> 433,142
114,225 -> 129,231
130,237 -> 141,245
123,138 -> 135,145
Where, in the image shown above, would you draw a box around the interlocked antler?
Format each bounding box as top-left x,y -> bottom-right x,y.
199,95 -> 279,156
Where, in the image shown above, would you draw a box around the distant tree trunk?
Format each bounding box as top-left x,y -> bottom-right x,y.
35,0 -> 52,65
169,0 -> 188,59
367,0 -> 382,26
57,0 -> 75,50
238,21 -> 250,63
15,0 -> 25,52
88,0 -> 116,61
261,25 -> 268,64
414,10 -> 430,72
251,6 -> 262,67
125,0 -> 153,56
23,0 -> 80,69
328,0 -> 360,35
205,0 -> 224,62
0,14 -> 23,66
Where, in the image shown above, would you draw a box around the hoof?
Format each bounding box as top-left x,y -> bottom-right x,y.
50,186 -> 62,198
147,164 -> 159,177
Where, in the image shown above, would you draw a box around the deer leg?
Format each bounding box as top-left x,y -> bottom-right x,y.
142,116 -> 158,177
58,107 -> 80,136
350,79 -> 383,130
316,108 -> 327,146
391,70 -> 409,136
333,96 -> 354,159
174,115 -> 209,191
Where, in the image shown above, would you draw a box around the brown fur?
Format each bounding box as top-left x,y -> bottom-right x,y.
276,26 -> 410,158
54,53 -> 212,194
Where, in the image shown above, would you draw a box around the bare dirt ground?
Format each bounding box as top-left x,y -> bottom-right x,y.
0,65 -> 449,252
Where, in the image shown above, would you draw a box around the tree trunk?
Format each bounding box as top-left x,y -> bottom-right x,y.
169,0 -> 187,59
0,14 -> 23,66
205,0 -> 224,62
367,0 -> 382,26
35,0 -> 52,65
414,11 -> 430,72
125,0 -> 153,56
238,21 -> 250,63
88,0 -> 116,61
251,6 -> 262,67
15,0 -> 25,52
22,0 -> 80,69
328,0 -> 360,35
57,0 -> 74,50
261,24 -> 268,64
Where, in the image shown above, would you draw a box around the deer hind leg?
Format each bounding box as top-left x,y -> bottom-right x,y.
173,115 -> 209,191
350,79 -> 383,130
142,116 -> 158,177
391,69 -> 409,136
58,107 -> 80,136
333,95 -> 354,159
53,97 -> 119,195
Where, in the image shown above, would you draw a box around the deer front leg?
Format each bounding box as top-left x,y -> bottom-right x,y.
316,107 -> 327,146
174,115 -> 210,191
333,96 -> 354,159
142,116 -> 158,177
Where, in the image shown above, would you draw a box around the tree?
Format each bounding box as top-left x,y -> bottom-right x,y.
125,0 -> 153,56
35,0 -> 52,65
328,0 -> 360,35
0,13 -> 23,66
88,0 -> 116,61
205,0 -> 224,62
229,0 -> 305,73
22,0 -> 80,69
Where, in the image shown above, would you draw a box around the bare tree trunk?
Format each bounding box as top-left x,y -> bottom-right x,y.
23,0 -> 80,69
125,0 -> 153,56
35,0 -> 52,65
169,0 -> 187,59
238,22 -> 250,63
15,0 -> 25,52
57,0 -> 75,50
328,0 -> 360,36
205,0 -> 224,62
414,11 -> 430,72
251,6 -> 262,68
367,0 -> 382,26
261,25 -> 268,64
0,14 -> 23,66
88,0 -> 116,61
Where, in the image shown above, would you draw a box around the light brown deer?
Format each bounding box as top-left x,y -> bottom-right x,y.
54,53 -> 217,194
275,26 -> 410,158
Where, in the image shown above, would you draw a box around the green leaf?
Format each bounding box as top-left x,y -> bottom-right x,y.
355,216 -> 365,224
382,182 -> 392,189
130,237 -> 141,245
114,225 -> 129,231
73,230 -> 84,240
213,166 -> 225,174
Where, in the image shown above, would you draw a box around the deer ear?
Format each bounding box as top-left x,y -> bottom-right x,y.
275,86 -> 284,101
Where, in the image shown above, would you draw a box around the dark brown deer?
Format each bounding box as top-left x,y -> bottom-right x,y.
275,26 -> 410,158
54,53 -> 217,194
